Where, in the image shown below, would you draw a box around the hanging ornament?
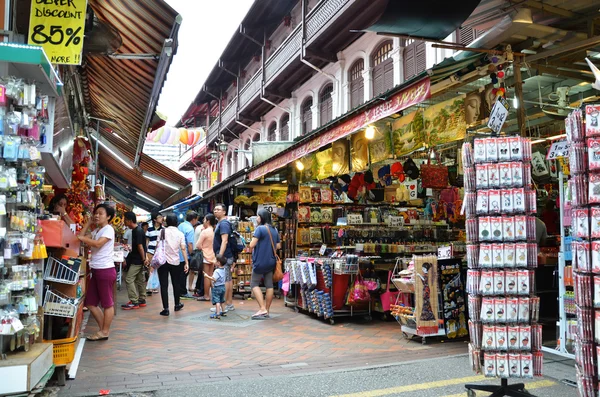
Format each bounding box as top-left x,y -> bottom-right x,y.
190,129 -> 201,146
153,126 -> 164,143
497,64 -> 504,71
160,126 -> 171,144
491,56 -> 499,64
166,126 -> 178,145
497,71 -> 505,79
179,128 -> 189,145
490,73 -> 498,84
494,82 -> 501,89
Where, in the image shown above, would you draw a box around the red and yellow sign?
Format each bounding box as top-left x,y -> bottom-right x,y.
249,78 -> 431,181
28,0 -> 88,65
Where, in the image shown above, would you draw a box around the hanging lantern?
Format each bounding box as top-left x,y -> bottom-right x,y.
219,141 -> 228,152
209,150 -> 219,161
160,125 -> 171,144
153,126 -> 164,142
190,129 -> 201,146
168,126 -> 181,145
187,129 -> 195,146
179,128 -> 189,145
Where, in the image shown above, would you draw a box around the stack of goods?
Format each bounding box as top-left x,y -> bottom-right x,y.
566,105 -> 600,396
391,305 -> 415,326
463,136 -> 543,379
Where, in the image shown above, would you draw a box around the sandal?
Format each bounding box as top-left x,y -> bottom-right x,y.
87,333 -> 109,341
252,312 -> 269,320
196,296 -> 210,301
210,313 -> 220,319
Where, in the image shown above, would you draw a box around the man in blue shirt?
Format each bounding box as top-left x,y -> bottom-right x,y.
212,203 -> 235,312
178,211 -> 198,300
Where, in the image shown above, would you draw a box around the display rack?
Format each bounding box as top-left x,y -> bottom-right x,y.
463,136 -> 542,397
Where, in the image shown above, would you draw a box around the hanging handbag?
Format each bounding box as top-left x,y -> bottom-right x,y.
421,150 -> 449,189
150,229 -> 167,269
265,225 -> 283,283
189,249 -> 203,272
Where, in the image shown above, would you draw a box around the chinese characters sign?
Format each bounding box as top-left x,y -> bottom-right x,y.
29,0 -> 88,65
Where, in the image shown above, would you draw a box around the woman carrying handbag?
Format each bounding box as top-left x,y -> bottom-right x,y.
248,209 -> 281,319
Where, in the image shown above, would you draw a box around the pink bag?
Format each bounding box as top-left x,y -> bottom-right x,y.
282,272 -> 290,296
346,277 -> 370,306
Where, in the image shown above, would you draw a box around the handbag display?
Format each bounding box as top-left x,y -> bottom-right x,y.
150,229 -> 167,269
266,225 -> 283,283
421,151 -> 449,189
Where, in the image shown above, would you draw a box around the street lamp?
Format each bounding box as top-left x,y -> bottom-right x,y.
218,141 -> 228,153
209,150 -> 219,161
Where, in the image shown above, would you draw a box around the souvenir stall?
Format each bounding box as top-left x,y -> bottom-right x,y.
0,44 -> 74,395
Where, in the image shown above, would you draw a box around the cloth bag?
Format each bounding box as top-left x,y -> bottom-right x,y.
189,249 -> 203,272
346,276 -> 370,306
266,226 -> 283,283
421,151 -> 449,189
150,229 -> 167,269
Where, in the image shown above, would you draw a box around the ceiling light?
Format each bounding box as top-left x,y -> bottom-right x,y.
530,139 -> 546,144
365,125 -> 375,140
547,134 -> 567,141
295,160 -> 305,171
136,191 -> 160,205
143,174 -> 179,190
113,132 -> 127,142
90,135 -> 133,169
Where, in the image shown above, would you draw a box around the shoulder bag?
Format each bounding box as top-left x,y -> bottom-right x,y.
150,229 -> 167,269
421,150 -> 449,189
265,226 -> 283,283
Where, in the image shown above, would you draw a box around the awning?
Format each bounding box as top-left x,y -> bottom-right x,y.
364,0 -> 481,40
102,174 -> 156,212
162,185 -> 194,209
0,43 -> 62,96
201,170 -> 247,202
161,192 -> 203,213
81,0 -> 184,188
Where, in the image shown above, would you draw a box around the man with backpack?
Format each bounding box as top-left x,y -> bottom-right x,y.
212,203 -> 236,312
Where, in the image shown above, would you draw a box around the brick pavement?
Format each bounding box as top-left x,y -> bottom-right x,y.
59,286 -> 468,396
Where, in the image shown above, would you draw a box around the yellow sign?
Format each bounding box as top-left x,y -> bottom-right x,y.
28,0 -> 88,65
210,171 -> 219,187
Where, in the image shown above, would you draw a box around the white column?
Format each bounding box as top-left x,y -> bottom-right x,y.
363,52 -> 373,102
335,58 -> 345,118
392,37 -> 403,86
311,102 -> 319,131
288,97 -> 297,139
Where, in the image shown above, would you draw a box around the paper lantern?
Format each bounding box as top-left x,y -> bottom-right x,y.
168,126 -> 180,145
190,129 -> 201,146
153,126 -> 164,142
179,128 -> 189,145
160,126 -> 171,144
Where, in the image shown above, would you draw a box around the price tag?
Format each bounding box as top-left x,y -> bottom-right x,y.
438,245 -> 453,259
487,96 -> 509,134
347,214 -> 363,224
258,202 -> 276,214
319,244 -> 327,256
546,141 -> 571,160
389,216 -> 404,227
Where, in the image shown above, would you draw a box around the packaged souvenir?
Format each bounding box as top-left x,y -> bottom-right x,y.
492,244 -> 504,268
575,208 -> 590,239
520,353 -> 533,378
503,243 -> 516,268
526,190 -> 537,214
480,271 -> 494,296
484,353 -> 496,377
467,270 -> 481,295
576,241 -> 591,273
577,306 -> 595,342
476,190 -> 489,215
483,326 -> 497,350
512,188 -> 526,214
530,297 -> 540,323
594,276 -> 600,308
506,298 -> 519,324
588,138 -> 600,171
515,243 -> 528,268
591,208 -> 600,238
501,189 -> 513,214
518,297 -> 530,323
479,244 -> 492,268
298,206 -> 311,223
466,218 -> 479,243
488,163 -> 500,188
496,353 -> 509,378
467,244 -> 480,269
299,186 -> 312,203
509,137 -> 523,161
519,326 -> 531,351
508,354 -> 521,377
494,297 -> 506,323
505,271 -> 518,295
508,326 -> 520,350
321,188 -> 333,204
469,297 -> 482,322
514,216 -> 527,241
476,164 -> 489,189
497,138 -> 510,162
485,138 -> 499,163
593,243 -> 600,274
488,190 -> 501,214
490,217 -> 503,242
474,138 -> 487,163
511,162 -> 523,187
498,163 -> 512,188
586,104 -> 600,137
503,216 -> 515,242
479,216 -> 491,241
481,297 -> 495,322
518,271 -> 530,296
589,174 -> 600,204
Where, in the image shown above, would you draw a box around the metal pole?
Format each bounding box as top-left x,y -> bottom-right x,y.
513,56 -> 526,137
95,119 -> 100,183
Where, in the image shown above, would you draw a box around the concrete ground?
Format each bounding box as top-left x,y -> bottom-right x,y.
56,284 -> 578,396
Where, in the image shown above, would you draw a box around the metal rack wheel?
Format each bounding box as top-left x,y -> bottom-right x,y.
402,332 -> 413,340
329,318 -> 335,325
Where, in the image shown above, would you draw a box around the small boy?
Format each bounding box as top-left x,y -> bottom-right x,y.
204,254 -> 227,319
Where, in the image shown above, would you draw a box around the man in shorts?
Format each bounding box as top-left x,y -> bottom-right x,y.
212,203 -> 235,312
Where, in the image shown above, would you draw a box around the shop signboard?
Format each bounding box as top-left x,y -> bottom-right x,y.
28,0 -> 88,65
249,78 -> 431,181
252,141 -> 295,166
546,140 -> 570,160
210,171 -> 219,187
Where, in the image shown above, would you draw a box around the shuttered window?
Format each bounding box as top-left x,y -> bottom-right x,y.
319,84 -> 333,126
268,122 -> 277,141
280,114 -> 290,141
302,98 -> 313,136
456,27 -> 487,46
349,59 -> 364,109
403,39 -> 426,81
372,41 -> 394,97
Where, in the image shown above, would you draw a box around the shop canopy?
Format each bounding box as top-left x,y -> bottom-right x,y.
200,170 -> 248,203
80,0 -> 188,205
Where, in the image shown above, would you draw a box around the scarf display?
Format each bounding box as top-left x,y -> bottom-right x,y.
414,254 -> 440,335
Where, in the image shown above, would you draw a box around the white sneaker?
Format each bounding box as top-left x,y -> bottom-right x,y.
225,304 -> 235,311
210,307 -> 228,313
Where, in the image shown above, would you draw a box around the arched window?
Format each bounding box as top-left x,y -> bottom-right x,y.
371,41 -> 394,97
403,38 -> 426,81
301,97 -> 313,136
252,132 -> 261,144
244,139 -> 251,151
268,121 -> 277,142
319,84 -> 334,126
280,114 -> 290,141
349,59 -> 364,109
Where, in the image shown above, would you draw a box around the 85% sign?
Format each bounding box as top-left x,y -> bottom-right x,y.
30,25 -> 81,46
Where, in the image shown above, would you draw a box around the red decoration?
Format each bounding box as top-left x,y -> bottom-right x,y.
253,55 -> 260,62
283,15 -> 291,27
497,71 -> 505,78
232,80 -> 237,87
266,40 -> 272,50
241,70 -> 247,78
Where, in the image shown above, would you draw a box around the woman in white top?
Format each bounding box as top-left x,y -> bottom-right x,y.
77,203 -> 116,341
158,214 -> 189,316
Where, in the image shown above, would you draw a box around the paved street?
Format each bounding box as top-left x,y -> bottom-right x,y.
57,287 -> 578,396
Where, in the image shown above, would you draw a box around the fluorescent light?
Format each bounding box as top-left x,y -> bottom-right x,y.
143,174 -> 179,190
90,135 -> 134,169
530,139 -> 546,144
136,191 -> 160,205
113,132 -> 127,142
512,97 -> 518,109
295,160 -> 305,171
548,134 -> 567,141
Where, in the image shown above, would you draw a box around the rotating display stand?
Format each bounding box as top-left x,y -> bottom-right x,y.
462,136 -> 542,396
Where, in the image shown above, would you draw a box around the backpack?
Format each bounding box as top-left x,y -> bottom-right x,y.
230,230 -> 246,259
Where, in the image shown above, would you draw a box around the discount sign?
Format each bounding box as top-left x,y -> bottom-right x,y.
28,0 -> 88,65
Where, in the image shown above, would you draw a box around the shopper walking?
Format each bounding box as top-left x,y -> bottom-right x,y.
213,204 -> 235,312
77,203 -> 116,341
157,214 -> 189,316
196,214 -> 217,301
179,211 -> 198,299
248,209 -> 281,319
145,212 -> 164,295
122,212 -> 148,310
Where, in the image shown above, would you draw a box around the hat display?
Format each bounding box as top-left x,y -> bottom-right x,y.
390,162 -> 406,182
403,158 -> 420,179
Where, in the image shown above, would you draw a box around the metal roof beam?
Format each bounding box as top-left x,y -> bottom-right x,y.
239,24 -> 263,47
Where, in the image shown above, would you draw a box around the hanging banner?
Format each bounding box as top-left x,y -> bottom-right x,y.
249,78 -> 431,181
210,171 -> 219,187
28,0 -> 88,65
